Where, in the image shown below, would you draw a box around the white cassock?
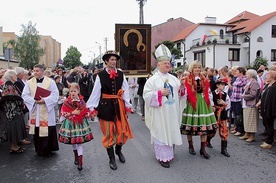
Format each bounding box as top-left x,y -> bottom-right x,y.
143,71 -> 184,146
22,79 -> 59,127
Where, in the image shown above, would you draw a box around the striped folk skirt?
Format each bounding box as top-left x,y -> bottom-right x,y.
180,93 -> 217,136
243,107 -> 259,133
58,118 -> 93,144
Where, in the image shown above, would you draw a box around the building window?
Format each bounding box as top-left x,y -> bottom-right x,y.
271,49 -> 276,61
194,50 -> 206,67
256,50 -> 263,58
220,29 -> 224,39
176,42 -> 181,50
257,37 -> 263,42
272,25 -> 276,38
228,48 -> 240,61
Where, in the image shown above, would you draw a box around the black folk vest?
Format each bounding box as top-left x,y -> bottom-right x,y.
212,90 -> 228,120
97,69 -> 124,121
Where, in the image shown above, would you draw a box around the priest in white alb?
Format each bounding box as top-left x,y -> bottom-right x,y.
143,44 -> 186,168
22,64 -> 59,157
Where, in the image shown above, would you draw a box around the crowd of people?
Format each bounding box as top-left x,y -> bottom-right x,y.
0,46 -> 275,171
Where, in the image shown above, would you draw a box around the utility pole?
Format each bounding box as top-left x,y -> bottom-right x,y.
95,42 -> 102,64
104,37 -> 108,52
136,0 -> 147,24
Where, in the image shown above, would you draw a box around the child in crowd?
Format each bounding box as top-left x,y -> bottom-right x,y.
207,78 -> 231,157
58,83 -> 93,171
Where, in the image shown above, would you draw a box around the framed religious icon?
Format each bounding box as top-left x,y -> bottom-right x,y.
115,24 -> 151,77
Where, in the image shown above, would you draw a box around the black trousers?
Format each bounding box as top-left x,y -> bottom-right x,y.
264,118 -> 275,145
231,101 -> 244,133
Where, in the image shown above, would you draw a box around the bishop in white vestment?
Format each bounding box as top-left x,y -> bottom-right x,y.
143,44 -> 185,168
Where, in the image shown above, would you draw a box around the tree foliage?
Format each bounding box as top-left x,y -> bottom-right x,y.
245,57 -> 269,70
154,40 -> 183,60
63,46 -> 82,69
252,57 -> 268,70
13,21 -> 44,69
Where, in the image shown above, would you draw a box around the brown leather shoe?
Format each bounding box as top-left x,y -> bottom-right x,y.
260,142 -> 272,149
234,132 -> 242,136
246,137 -> 255,142
239,135 -> 249,140
20,139 -> 31,145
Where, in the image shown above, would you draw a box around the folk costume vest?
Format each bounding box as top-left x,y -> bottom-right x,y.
97,69 -> 124,121
184,74 -> 211,110
212,90 -> 228,120
29,77 -> 51,137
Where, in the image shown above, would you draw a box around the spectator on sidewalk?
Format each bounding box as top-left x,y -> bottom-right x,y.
128,77 -> 138,113
137,77 -> 147,121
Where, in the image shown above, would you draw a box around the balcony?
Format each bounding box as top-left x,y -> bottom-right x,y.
192,35 -> 234,47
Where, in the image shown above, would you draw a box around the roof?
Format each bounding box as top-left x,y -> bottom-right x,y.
229,11 -> 276,34
171,11 -> 276,42
225,11 -> 259,24
171,23 -> 234,42
171,23 -> 199,42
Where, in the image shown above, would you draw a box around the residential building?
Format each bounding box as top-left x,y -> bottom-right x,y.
0,29 -> 61,69
0,31 -> 19,68
172,11 -> 276,69
151,17 -> 194,67
40,35 -> 61,69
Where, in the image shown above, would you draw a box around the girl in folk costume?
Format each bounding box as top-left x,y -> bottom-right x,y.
180,61 -> 217,159
58,83 -> 93,171
207,78 -> 231,157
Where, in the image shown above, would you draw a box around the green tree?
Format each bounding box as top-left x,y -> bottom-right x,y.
63,46 -> 82,69
153,40 -> 183,60
251,57 -> 268,70
13,21 -> 44,69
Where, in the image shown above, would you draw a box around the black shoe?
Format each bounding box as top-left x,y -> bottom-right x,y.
189,147 -> 196,155
37,152 -> 42,157
77,165 -> 83,171
261,138 -> 267,142
43,152 -> 54,157
200,142 -> 210,159
221,149 -> 230,157
221,141 -> 230,157
109,158 -> 117,170
259,131 -> 267,136
200,150 -> 210,159
107,147 -> 117,170
159,161 -> 170,168
115,145 -> 125,163
206,143 -> 213,148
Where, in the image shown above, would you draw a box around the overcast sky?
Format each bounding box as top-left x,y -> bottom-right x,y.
1,0 -> 275,64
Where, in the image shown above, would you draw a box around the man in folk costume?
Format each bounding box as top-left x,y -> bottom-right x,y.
207,78 -> 231,157
22,64 -> 59,157
143,44 -> 185,168
86,50 -> 133,170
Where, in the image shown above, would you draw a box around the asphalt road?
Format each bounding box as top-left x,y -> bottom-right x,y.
0,113 -> 275,183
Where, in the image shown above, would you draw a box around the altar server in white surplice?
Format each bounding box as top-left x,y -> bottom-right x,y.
22,64 -> 59,157
143,44 -> 185,168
